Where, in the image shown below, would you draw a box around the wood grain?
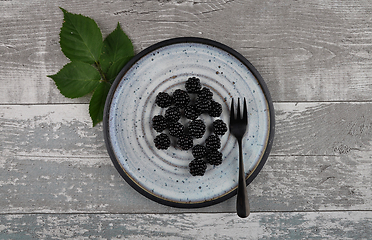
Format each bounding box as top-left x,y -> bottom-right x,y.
1,102 -> 371,158
1,0 -> 372,238
1,0 -> 372,103
273,102 -> 372,156
1,154 -> 370,214
0,212 -> 371,239
0,104 -> 371,213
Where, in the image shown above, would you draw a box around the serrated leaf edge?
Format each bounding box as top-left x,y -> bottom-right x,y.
47,61 -> 101,99
59,7 -> 103,64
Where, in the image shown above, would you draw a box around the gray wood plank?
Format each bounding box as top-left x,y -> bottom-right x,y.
0,212 -> 371,239
1,0 -> 372,103
1,102 -> 372,157
274,102 -> 372,156
1,154 -> 370,214
0,104 -> 371,213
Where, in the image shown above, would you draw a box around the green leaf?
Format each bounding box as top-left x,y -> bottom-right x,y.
48,61 -> 101,98
89,81 -> 111,126
59,8 -> 103,64
100,22 -> 134,81
106,56 -> 133,83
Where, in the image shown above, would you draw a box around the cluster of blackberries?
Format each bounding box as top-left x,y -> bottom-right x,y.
189,123 -> 227,176
152,77 -> 228,176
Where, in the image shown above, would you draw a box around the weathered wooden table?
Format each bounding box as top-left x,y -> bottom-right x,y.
1,1 -> 371,239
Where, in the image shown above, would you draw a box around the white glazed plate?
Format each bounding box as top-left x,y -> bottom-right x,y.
103,37 -> 275,208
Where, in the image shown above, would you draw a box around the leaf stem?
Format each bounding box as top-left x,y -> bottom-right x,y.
94,61 -> 109,83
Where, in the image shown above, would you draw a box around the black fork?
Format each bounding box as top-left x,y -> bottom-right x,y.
229,98 -> 250,218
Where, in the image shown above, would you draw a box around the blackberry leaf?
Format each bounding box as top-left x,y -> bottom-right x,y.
48,62 -> 100,98
59,8 -> 103,64
100,23 -> 134,83
89,81 -> 111,127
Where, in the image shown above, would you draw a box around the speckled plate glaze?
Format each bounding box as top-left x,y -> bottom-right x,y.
103,37 -> 275,208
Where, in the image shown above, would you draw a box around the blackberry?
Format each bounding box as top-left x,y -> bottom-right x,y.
188,119 -> 206,139
206,150 -> 223,166
155,92 -> 172,108
195,97 -> 211,113
177,134 -> 193,150
185,77 -> 202,93
205,134 -> 221,150
197,87 -> 213,100
213,119 -> 228,136
208,100 -> 223,117
192,145 -> 207,159
189,159 -> 207,176
154,133 -> 171,150
168,122 -> 184,137
173,89 -> 190,108
165,106 -> 181,123
184,104 -> 200,120
152,115 -> 167,132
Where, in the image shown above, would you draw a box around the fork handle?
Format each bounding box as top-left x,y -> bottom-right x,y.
237,139 -> 250,218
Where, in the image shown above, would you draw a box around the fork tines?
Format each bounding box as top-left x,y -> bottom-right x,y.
230,98 -> 247,124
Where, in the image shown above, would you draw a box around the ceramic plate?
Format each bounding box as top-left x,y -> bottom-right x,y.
103,37 -> 275,208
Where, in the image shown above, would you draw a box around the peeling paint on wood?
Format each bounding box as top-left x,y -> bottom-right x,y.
273,102 -> 372,156
1,1 -> 372,103
1,0 -> 372,238
1,103 -> 372,159
0,104 -> 371,214
0,212 -> 371,239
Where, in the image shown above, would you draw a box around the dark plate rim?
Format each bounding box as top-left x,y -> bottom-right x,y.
103,37 -> 275,208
